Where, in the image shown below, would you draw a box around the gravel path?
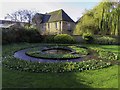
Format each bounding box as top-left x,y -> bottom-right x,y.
14,48 -> 84,63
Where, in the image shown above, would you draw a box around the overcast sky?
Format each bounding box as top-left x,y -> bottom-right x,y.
0,0 -> 103,22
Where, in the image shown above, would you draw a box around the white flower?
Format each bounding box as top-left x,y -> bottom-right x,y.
107,62 -> 111,65
86,65 -> 89,67
100,60 -> 102,62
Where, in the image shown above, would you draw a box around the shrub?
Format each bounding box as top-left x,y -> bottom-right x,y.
54,34 -> 75,44
2,28 -> 15,44
43,35 -> 55,43
82,33 -> 94,44
2,27 -> 42,44
94,36 -> 118,45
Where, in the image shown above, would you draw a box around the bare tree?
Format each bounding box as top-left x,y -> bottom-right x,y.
5,9 -> 36,26
22,10 -> 36,27
5,12 -> 19,22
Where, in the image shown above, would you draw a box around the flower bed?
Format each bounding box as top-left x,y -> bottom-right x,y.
94,36 -> 119,45
3,56 -> 111,73
25,45 -> 89,60
2,43 -> 117,73
90,47 -> 118,61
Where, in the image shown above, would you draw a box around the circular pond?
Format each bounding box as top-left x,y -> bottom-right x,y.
14,45 -> 90,62
42,48 -> 72,54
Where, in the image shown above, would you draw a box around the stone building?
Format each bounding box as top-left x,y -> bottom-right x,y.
32,9 -> 75,35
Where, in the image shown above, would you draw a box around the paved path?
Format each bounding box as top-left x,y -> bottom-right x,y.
14,48 -> 84,63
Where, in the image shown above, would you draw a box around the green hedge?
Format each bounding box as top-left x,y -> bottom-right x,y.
2,28 -> 42,44
54,34 -> 76,44
94,36 -> 119,45
43,35 -> 55,43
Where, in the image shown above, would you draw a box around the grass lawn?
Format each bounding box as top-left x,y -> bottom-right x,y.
2,43 -> 119,88
3,65 -> 118,88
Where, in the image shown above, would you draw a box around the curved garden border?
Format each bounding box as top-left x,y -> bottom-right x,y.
14,48 -> 86,63
3,44 -> 115,73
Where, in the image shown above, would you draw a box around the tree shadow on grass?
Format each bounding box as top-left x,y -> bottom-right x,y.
2,68 -> 91,89
41,72 -> 91,88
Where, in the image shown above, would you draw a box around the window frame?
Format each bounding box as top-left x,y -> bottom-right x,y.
55,22 -> 58,29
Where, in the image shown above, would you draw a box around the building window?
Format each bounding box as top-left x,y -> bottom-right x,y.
42,24 -> 44,29
42,24 -> 46,30
68,23 -> 70,30
44,24 -> 46,29
48,23 -> 50,29
55,22 -> 57,29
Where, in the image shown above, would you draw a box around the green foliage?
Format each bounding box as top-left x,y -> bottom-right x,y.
2,57 -> 111,73
74,10 -> 99,35
94,36 -> 119,45
43,35 -> 55,43
2,43 -> 119,88
54,34 -> 75,44
2,65 -> 118,88
90,47 -> 119,61
98,51 -> 118,61
27,51 -> 80,59
2,43 -> 119,74
2,28 -> 42,44
68,46 -> 89,55
82,33 -> 94,43
74,1 -> 120,36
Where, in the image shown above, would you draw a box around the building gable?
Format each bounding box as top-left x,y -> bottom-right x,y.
34,9 -> 75,23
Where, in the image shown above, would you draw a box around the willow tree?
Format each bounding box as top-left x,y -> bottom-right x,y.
110,3 -> 120,36
97,0 -> 120,36
74,10 -> 98,35
74,0 -> 119,36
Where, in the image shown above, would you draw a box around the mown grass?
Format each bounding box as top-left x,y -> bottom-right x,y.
2,65 -> 118,88
2,43 -> 119,88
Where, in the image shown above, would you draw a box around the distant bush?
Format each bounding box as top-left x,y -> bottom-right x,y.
54,34 -> 75,44
82,33 -> 94,44
94,36 -> 119,45
2,27 -> 42,44
43,35 -> 55,43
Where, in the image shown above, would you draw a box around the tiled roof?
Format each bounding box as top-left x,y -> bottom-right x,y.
35,9 -> 75,23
